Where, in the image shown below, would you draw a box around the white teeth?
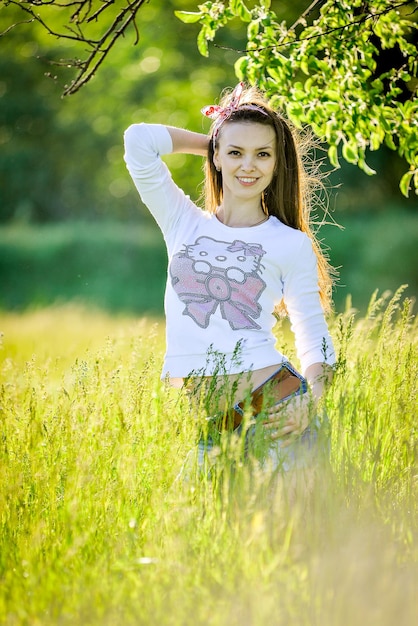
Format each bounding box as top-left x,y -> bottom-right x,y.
238,177 -> 257,183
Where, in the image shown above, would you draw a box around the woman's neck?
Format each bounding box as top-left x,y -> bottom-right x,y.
216,202 -> 268,228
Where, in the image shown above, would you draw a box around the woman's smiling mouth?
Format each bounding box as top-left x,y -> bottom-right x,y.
237,177 -> 259,185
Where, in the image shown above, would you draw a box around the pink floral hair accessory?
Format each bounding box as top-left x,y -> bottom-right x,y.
201,82 -> 269,146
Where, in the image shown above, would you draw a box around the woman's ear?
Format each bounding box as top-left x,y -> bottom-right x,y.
213,152 -> 220,172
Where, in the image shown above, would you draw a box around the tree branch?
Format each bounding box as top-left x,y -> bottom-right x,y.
0,17 -> 35,37
288,0 -> 327,32
0,0 -> 148,95
62,4 -> 141,95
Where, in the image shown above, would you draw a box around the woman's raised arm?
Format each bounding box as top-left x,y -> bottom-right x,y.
166,126 -> 209,156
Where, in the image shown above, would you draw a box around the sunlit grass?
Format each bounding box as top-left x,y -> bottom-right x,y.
0,291 -> 417,626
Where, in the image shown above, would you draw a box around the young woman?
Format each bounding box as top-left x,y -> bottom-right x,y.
124,83 -> 336,471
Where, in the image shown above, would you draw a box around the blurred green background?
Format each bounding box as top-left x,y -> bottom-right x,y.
0,0 -> 417,315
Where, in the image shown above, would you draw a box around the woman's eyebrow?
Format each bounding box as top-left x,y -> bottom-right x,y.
227,143 -> 274,150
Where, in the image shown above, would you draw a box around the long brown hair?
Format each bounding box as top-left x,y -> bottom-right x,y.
204,85 -> 335,313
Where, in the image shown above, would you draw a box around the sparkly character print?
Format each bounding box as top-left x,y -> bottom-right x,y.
170,236 -> 267,330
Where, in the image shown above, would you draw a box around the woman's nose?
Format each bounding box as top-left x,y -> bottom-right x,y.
241,156 -> 255,171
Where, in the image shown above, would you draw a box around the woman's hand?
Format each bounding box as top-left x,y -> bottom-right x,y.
262,362 -> 333,445
262,393 -> 316,444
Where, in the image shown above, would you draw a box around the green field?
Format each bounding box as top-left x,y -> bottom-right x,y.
0,288 -> 417,625
1,209 -> 417,315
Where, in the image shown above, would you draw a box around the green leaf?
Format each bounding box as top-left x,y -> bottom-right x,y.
239,4 -> 252,22
328,145 -> 340,169
267,66 -> 283,83
197,29 -> 209,57
370,132 -> 382,151
379,114 -> 391,132
325,102 -> 340,113
174,11 -> 202,24
342,141 -> 359,164
293,90 -> 306,101
234,55 -> 248,80
358,158 -> 377,176
399,170 -> 414,197
286,101 -> 304,126
384,134 -> 397,151
300,58 -> 310,75
247,20 -> 259,39
325,119 -> 336,142
230,0 -> 252,22
323,90 -> 340,101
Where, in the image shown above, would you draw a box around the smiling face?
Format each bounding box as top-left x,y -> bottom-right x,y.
213,121 -> 277,205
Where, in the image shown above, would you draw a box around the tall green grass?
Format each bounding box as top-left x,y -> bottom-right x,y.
0,289 -> 417,626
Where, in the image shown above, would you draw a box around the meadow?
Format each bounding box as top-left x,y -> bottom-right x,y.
0,288 -> 417,626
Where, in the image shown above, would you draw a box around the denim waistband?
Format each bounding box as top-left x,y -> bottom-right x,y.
206,361 -> 307,432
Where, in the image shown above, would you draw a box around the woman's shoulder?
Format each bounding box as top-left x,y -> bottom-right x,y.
268,216 -> 311,243
265,218 -> 315,269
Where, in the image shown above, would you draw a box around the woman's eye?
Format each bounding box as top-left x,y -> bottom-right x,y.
259,151 -> 271,158
228,150 -> 240,156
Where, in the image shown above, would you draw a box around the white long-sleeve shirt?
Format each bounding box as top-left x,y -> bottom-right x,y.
124,123 -> 335,379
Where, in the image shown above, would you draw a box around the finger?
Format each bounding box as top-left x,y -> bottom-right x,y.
265,403 -> 291,416
273,435 -> 295,447
263,417 -> 296,428
269,424 -> 299,439
271,425 -> 305,442
270,431 -> 298,444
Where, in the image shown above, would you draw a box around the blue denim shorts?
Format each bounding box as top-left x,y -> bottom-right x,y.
198,415 -> 327,473
197,362 -> 329,473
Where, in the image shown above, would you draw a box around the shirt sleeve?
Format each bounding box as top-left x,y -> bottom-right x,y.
123,123 -> 200,237
282,234 -> 336,374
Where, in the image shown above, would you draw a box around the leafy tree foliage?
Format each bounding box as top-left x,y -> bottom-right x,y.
177,0 -> 418,197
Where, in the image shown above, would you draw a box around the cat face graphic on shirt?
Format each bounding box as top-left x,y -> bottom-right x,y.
170,236 -> 267,330
187,236 -> 264,283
